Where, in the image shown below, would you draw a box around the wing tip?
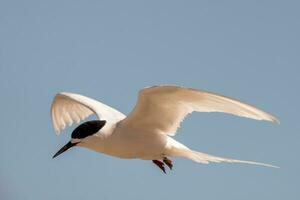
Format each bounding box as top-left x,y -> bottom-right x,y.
264,115 -> 280,124
54,128 -> 61,135
272,117 -> 280,124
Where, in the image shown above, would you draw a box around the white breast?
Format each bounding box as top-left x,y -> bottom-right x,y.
80,125 -> 168,160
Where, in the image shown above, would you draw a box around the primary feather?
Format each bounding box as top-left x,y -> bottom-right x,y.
51,92 -> 126,134
121,85 -> 279,136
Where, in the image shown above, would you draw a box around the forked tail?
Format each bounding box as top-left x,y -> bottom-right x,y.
180,149 -> 278,168
166,138 -> 279,168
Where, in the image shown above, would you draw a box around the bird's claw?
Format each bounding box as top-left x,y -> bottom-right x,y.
152,157 -> 173,173
163,157 -> 173,170
152,160 -> 166,173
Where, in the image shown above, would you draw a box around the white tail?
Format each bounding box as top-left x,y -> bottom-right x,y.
181,149 -> 278,168
166,138 -> 279,168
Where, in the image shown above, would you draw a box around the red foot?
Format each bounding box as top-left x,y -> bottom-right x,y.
152,160 -> 166,173
163,157 -> 173,170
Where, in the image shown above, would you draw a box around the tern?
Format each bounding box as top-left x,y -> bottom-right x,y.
51,85 -> 279,173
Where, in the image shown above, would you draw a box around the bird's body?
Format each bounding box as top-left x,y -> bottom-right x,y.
79,126 -> 168,160
51,85 -> 279,172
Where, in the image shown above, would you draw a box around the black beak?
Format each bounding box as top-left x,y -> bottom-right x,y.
53,141 -> 77,159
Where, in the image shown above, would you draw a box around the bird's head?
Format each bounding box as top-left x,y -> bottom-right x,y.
53,120 -> 106,158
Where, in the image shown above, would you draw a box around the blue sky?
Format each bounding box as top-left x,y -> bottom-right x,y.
0,1 -> 299,199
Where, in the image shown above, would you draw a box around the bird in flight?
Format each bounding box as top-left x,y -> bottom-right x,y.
51,85 -> 279,173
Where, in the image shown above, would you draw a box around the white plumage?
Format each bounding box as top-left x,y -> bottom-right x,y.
51,92 -> 126,134
51,85 -> 279,171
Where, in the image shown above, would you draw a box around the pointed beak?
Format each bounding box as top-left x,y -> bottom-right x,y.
53,141 -> 77,159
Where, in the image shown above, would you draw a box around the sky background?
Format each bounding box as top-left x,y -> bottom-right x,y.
0,1 -> 299,199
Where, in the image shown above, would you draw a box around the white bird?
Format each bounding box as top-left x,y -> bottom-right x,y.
51,85 -> 279,173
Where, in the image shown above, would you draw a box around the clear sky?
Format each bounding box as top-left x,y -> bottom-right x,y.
0,1 -> 299,199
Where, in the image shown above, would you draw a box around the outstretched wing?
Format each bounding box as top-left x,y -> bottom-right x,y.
121,85 -> 278,136
51,92 -> 126,134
